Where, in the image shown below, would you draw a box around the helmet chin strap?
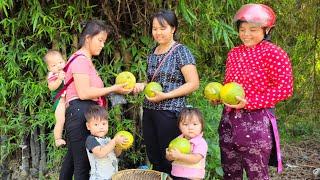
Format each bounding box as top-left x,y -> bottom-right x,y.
265,27 -> 273,34
264,27 -> 274,42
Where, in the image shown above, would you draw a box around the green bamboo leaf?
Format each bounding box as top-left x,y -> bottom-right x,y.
223,31 -> 230,48
186,8 -> 197,21
140,36 -> 151,46
32,13 -> 39,33
0,0 -> 13,17
211,28 -> 216,43
215,167 -> 224,177
131,46 -> 137,57
64,5 -> 76,18
178,0 -> 193,25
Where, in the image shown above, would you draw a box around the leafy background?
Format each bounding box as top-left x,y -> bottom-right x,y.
0,0 -> 319,179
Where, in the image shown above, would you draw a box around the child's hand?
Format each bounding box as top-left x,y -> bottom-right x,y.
166,148 -> 182,161
166,148 -> 174,161
55,138 -> 66,147
114,134 -> 128,146
58,71 -> 65,80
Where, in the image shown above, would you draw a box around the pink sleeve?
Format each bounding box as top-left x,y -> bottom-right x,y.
192,138 -> 208,157
70,56 -> 91,74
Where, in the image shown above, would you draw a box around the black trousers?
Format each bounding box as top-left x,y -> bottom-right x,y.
142,108 -> 180,174
59,99 -> 97,180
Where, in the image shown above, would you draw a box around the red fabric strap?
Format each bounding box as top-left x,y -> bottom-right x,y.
52,54 -> 84,103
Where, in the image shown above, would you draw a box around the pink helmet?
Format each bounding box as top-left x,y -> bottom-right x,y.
234,4 -> 276,27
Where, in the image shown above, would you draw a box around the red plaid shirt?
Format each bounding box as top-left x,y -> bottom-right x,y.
224,40 -> 293,110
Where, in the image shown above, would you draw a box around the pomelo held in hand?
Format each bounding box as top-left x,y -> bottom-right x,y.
144,82 -> 163,98
220,82 -> 245,105
204,82 -> 223,101
115,130 -> 134,150
168,137 -> 191,154
115,71 -> 136,89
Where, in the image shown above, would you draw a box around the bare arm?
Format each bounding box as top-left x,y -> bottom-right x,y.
48,79 -> 63,91
166,148 -> 203,164
114,146 -> 123,157
91,139 -> 117,158
166,64 -> 199,98
175,153 -> 203,164
91,135 -> 127,158
73,73 -> 130,100
147,64 -> 199,102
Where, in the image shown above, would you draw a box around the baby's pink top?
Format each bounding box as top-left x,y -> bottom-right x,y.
65,51 -> 104,103
171,133 -> 208,179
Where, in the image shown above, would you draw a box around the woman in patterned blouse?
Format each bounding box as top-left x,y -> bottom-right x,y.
215,4 -> 293,180
133,9 -> 199,175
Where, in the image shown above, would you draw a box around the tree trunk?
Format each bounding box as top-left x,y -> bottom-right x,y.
312,3 -> 320,119
52,37 -> 59,51
72,33 -> 78,53
39,126 -> 47,177
30,128 -> 40,177
20,135 -> 30,177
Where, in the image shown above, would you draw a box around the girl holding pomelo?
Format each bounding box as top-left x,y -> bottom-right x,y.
214,4 -> 293,180
166,107 -> 208,180
133,10 -> 199,175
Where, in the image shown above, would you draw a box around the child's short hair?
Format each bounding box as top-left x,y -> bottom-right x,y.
85,105 -> 107,122
43,50 -> 62,63
178,107 -> 205,130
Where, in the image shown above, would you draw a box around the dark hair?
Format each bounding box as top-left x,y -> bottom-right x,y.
151,9 -> 178,39
85,105 -> 107,122
78,20 -> 113,48
236,20 -> 273,42
178,107 -> 205,131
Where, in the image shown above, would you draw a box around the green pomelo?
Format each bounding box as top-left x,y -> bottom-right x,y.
204,82 -> 223,101
115,130 -> 134,150
220,82 -> 245,105
115,71 -> 136,89
144,82 -> 163,98
168,137 -> 191,154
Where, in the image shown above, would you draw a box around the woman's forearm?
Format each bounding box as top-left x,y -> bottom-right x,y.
77,86 -> 114,100
166,64 -> 199,99
166,81 -> 199,99
73,73 -> 115,100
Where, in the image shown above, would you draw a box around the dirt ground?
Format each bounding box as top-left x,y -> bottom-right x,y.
270,139 -> 320,180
